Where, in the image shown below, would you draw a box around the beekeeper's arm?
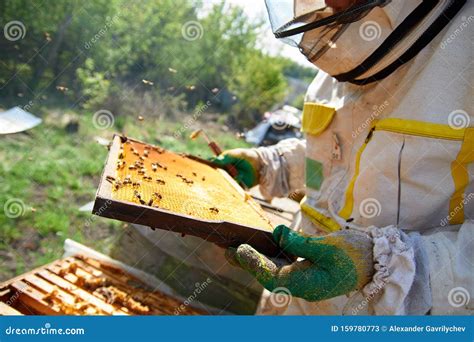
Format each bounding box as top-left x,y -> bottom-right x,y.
227,221 -> 473,315
212,138 -> 306,198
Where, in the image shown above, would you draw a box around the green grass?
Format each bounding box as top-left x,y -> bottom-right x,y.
0,108 -> 249,281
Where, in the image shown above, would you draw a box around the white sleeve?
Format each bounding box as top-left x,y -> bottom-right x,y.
361,221 -> 473,315
254,138 -> 306,198
422,220 -> 474,315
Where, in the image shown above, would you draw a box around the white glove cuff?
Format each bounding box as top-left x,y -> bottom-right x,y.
362,226 -> 416,315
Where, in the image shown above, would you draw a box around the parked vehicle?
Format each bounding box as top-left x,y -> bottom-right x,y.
244,105 -> 303,146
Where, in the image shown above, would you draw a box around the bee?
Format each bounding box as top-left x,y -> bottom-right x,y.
142,79 -> 154,86
151,164 -> 158,172
154,147 -> 165,154
124,175 -> 132,184
156,179 -> 166,185
148,198 -> 154,206
183,178 -> 193,185
202,176 -> 206,181
176,173 -> 183,178
192,172 -> 197,177
209,207 -> 219,214
143,149 -> 149,157
134,191 -> 146,205
153,192 -> 163,200
56,85 -> 69,92
132,148 -> 139,156
113,181 -> 122,191
128,165 -> 137,170
156,162 -> 168,171
132,181 -> 141,188
138,168 -> 146,175
139,156 -> 146,161
106,175 -> 116,183
143,175 -> 153,181
117,160 -> 126,170
118,149 -> 125,159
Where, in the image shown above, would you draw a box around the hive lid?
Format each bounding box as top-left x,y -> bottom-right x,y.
93,135 -> 281,256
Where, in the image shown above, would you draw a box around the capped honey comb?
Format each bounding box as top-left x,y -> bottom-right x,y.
110,139 -> 273,231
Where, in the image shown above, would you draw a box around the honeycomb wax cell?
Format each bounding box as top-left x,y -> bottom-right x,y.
110,139 -> 273,231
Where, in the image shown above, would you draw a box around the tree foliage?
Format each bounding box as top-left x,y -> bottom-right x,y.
0,0 -> 313,124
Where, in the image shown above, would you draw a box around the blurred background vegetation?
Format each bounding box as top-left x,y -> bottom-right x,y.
0,0 -> 315,126
0,0 -> 316,280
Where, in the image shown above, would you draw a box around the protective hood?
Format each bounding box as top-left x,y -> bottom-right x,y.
266,0 -> 467,84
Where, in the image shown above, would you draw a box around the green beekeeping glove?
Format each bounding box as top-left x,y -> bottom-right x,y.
210,148 -> 260,188
226,225 -> 374,301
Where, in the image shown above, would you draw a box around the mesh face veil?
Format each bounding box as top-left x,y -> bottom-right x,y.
265,0 -> 390,62
265,0 -> 467,84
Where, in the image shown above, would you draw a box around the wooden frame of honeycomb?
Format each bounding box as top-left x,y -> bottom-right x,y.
93,135 -> 281,257
0,255 -> 204,315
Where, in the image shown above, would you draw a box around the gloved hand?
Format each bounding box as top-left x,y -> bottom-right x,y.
226,225 -> 374,301
211,148 -> 261,188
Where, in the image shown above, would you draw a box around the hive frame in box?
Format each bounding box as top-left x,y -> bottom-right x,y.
93,135 -> 281,256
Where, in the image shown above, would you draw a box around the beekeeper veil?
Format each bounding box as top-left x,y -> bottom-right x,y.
265,0 -> 467,84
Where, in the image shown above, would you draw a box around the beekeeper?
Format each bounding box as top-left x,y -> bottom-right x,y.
215,0 -> 473,315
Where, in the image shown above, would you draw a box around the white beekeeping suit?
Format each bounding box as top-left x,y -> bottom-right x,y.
256,0 -> 473,315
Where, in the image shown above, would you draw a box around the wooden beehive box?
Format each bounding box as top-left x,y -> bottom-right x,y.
93,135 -> 281,256
0,255 -> 204,315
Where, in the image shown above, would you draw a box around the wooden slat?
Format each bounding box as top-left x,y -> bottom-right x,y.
11,280 -> 60,315
76,257 -> 205,315
52,258 -> 178,314
0,302 -> 23,315
36,270 -> 127,316
24,274 -> 77,307
65,259 -> 168,312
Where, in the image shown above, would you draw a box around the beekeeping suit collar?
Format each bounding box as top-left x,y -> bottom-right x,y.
266,0 -> 467,84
